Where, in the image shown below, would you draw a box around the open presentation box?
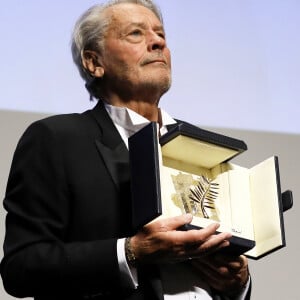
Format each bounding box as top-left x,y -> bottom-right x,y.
128,122 -> 293,259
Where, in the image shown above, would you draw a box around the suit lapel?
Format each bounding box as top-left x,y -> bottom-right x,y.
90,101 -> 130,191
95,140 -> 129,190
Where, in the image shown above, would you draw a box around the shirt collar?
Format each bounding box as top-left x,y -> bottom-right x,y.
103,102 -> 177,134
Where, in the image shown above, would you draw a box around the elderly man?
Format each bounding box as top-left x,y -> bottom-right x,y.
1,1 -> 250,299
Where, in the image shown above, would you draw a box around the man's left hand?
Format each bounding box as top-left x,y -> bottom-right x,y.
190,253 -> 249,296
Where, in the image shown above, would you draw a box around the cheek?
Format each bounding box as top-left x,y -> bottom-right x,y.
127,45 -> 146,64
107,47 -> 145,71
164,48 -> 172,68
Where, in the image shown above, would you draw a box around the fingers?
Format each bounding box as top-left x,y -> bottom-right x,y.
190,255 -> 249,294
192,254 -> 249,283
226,255 -> 248,271
210,254 -> 248,273
157,220 -> 231,260
197,261 -> 235,292
145,214 -> 228,243
150,218 -> 231,252
182,228 -> 231,259
145,214 -> 193,232
134,215 -> 233,264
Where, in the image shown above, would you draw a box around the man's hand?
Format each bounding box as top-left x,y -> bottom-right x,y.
129,214 -> 232,265
190,253 -> 249,296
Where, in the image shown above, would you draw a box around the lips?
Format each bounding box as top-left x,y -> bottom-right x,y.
150,60 -> 166,64
142,57 -> 167,66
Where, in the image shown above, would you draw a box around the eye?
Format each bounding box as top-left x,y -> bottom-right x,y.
130,29 -> 142,36
157,31 -> 166,40
125,28 -> 144,43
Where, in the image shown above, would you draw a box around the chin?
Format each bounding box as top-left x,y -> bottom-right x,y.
145,77 -> 171,95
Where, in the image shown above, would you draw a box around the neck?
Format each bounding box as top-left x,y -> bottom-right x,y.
98,79 -> 168,122
104,97 -> 161,123
128,101 -> 162,124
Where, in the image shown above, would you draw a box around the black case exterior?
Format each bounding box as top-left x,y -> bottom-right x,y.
129,123 -> 162,231
128,122 -> 293,258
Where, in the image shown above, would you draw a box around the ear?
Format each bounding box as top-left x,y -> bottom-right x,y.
82,50 -> 104,78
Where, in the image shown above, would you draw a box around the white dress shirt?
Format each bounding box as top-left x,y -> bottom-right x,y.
104,102 -> 250,300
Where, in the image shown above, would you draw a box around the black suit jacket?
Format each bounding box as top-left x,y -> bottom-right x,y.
1,101 -> 251,300
1,101 -> 164,300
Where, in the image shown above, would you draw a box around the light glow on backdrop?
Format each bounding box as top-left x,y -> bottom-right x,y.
0,0 -> 299,133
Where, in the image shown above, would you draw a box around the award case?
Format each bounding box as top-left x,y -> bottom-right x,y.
128,122 -> 293,259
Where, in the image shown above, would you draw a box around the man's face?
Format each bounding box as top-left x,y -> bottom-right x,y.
99,3 -> 172,101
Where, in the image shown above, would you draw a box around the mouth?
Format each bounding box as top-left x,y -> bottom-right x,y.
150,60 -> 166,65
142,58 -> 167,66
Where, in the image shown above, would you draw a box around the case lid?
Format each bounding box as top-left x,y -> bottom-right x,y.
161,123 -> 247,169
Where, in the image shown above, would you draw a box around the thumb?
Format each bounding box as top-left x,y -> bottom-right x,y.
147,214 -> 193,232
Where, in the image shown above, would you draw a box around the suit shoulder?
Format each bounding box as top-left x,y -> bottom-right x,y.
26,110 -> 94,136
14,110 -> 99,151
36,111 -> 88,128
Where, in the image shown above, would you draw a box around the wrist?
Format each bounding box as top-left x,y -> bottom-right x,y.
125,237 -> 137,267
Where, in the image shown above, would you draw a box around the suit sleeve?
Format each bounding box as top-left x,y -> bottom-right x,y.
0,120 -> 122,298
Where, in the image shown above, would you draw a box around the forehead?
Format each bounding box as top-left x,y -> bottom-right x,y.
104,3 -> 163,28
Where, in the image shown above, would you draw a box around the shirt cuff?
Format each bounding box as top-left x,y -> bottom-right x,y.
224,276 -> 251,300
117,238 -> 138,289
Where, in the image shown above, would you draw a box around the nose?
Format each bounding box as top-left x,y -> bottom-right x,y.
147,31 -> 166,51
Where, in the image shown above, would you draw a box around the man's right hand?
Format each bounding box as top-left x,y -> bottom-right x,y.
129,214 -> 232,265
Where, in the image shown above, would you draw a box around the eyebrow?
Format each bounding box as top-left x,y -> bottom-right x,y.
125,22 -> 165,33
